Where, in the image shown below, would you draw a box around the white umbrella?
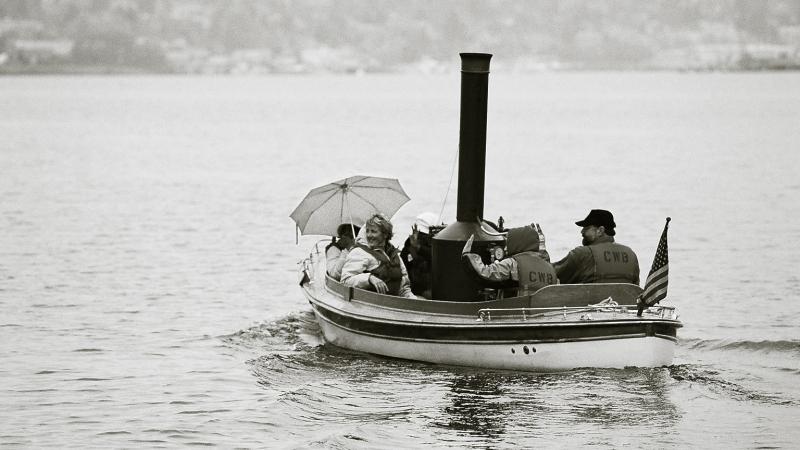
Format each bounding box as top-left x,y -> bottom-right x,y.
290,175 -> 411,237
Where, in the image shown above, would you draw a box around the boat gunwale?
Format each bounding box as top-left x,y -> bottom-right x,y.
310,301 -> 681,344
305,283 -> 683,330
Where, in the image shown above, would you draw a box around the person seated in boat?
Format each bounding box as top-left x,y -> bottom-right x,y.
461,223 -> 556,296
553,209 -> 640,284
400,212 -> 438,298
325,223 -> 361,280
340,213 -> 416,298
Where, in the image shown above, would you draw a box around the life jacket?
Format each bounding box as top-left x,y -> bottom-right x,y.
588,242 -> 639,283
356,244 -> 404,295
512,252 -> 557,295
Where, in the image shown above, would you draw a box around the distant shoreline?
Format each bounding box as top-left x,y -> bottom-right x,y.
3,69 -> 798,76
2,64 -> 800,75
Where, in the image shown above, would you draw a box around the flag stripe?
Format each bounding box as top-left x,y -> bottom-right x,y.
642,284 -> 667,301
641,269 -> 668,297
642,269 -> 667,290
644,265 -> 668,283
646,286 -> 668,302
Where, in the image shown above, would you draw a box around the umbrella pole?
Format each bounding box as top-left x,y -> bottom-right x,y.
344,194 -> 357,240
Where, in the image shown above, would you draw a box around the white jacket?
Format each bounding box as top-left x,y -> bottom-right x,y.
463,253 -> 518,281
340,246 -> 416,298
325,245 -> 348,280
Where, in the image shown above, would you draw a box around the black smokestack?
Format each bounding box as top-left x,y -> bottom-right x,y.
456,53 -> 491,222
431,53 -> 503,302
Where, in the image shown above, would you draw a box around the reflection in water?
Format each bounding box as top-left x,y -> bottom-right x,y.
636,368 -> 682,425
438,373 -> 509,439
434,367 -> 680,442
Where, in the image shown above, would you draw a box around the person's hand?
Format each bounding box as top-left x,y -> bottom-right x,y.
462,234 -> 475,255
410,223 -> 420,249
369,274 -> 388,294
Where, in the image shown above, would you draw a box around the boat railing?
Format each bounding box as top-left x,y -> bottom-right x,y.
296,239 -> 330,267
476,301 -> 677,322
297,239 -> 338,286
312,239 -> 331,256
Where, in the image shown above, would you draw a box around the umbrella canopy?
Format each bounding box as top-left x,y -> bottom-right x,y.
290,175 -> 411,236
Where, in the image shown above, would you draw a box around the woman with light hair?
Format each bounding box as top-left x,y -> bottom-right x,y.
340,213 -> 415,298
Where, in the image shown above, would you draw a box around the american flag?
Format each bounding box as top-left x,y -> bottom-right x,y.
637,217 -> 671,316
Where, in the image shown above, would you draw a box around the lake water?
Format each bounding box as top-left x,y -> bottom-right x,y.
1,72 -> 799,448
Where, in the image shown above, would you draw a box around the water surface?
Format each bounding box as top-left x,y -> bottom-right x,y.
1,72 -> 799,447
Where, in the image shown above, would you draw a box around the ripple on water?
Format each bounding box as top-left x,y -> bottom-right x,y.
220,311 -> 321,350
686,337 -> 800,355
668,364 -> 798,406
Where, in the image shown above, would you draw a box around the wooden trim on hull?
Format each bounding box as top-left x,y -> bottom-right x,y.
309,299 -> 680,345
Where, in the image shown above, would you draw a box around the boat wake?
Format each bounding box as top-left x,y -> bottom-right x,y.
667,363 -> 798,406
223,311 -> 427,387
684,337 -> 800,356
681,337 -> 800,376
672,338 -> 800,406
221,310 -> 324,353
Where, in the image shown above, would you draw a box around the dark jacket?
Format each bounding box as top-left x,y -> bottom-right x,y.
400,233 -> 432,296
553,235 -> 640,284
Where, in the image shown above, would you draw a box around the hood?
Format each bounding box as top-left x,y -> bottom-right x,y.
506,224 -> 539,255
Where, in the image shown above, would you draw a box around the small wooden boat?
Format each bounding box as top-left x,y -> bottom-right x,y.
296,53 -> 681,371
299,245 -> 680,371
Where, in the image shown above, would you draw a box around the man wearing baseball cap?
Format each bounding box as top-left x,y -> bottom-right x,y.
553,209 -> 640,285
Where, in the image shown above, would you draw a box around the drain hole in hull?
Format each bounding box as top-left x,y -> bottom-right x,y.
513,346 -> 537,355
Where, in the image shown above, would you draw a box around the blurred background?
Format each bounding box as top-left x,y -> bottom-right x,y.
1,0 -> 799,75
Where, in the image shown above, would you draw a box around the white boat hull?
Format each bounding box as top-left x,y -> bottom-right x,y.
313,307 -> 675,371
299,244 -> 680,372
